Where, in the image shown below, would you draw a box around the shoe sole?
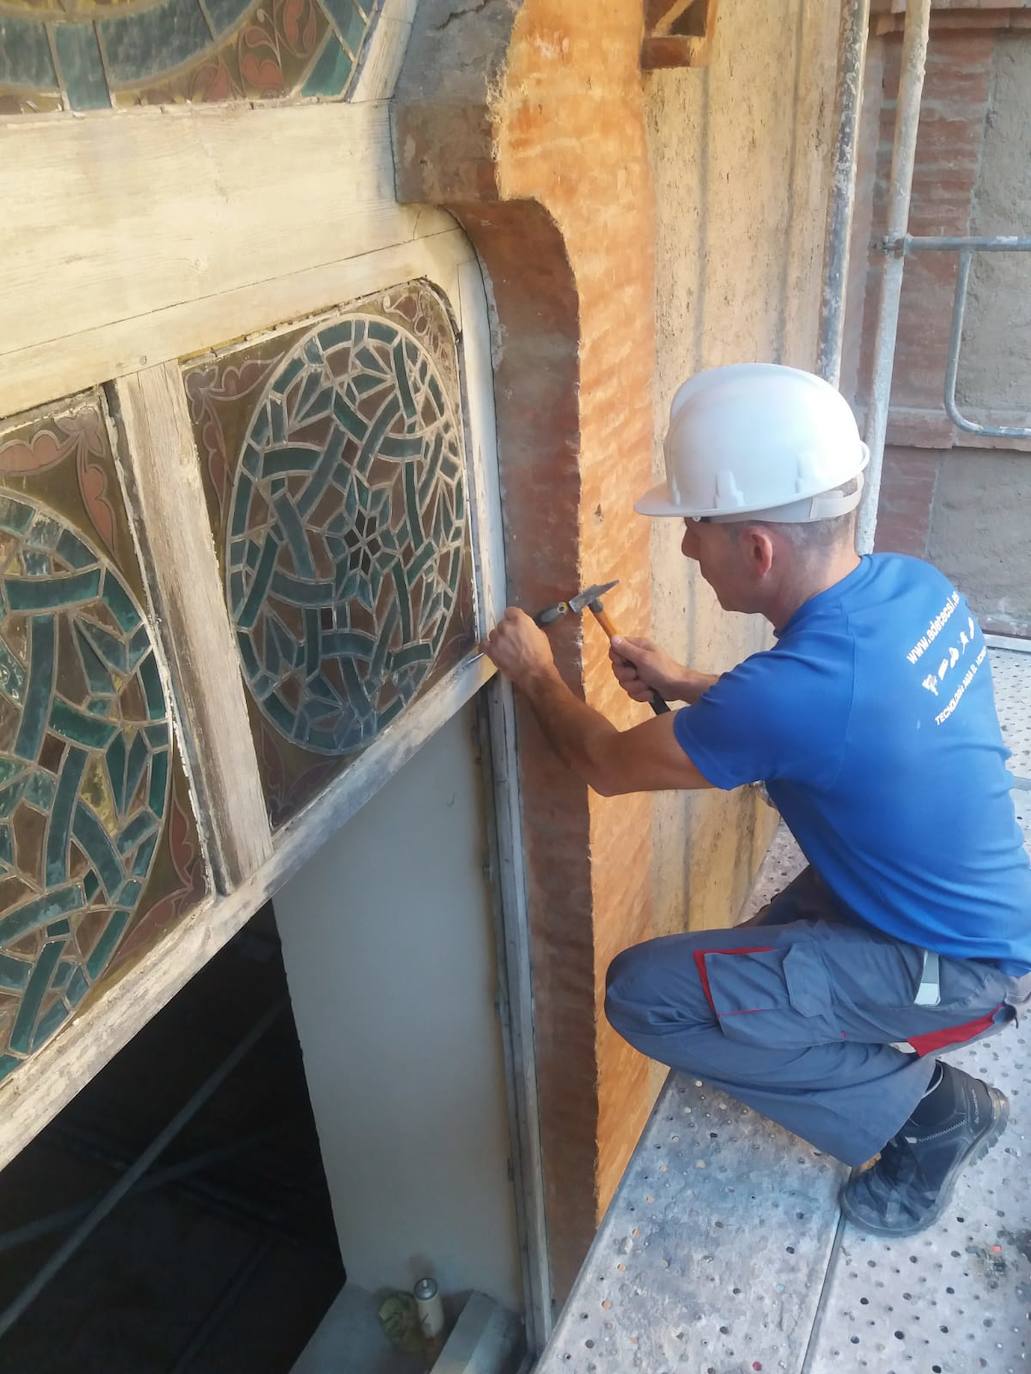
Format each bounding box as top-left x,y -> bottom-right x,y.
839,1085 -> 1010,1239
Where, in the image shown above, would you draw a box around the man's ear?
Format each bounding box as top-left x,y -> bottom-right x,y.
740,524 -> 776,579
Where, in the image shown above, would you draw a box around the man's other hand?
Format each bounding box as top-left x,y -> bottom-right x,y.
610,637 -> 691,703
484,608 -> 558,689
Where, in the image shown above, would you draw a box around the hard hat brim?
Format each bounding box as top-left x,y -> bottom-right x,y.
634,481 -> 684,518
635,443 -> 870,521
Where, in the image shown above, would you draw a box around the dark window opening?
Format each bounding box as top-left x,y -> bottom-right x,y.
0,903 -> 344,1373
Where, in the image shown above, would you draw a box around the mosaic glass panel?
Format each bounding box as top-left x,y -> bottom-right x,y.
185,282 -> 477,827
0,0 -> 375,114
0,398 -> 207,1085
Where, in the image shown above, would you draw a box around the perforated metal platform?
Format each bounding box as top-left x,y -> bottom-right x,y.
536,644 -> 1031,1374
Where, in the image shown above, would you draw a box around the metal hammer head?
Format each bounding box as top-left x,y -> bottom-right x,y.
566,579 -> 619,615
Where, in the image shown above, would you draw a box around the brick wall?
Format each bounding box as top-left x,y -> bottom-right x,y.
850,13 -> 1031,635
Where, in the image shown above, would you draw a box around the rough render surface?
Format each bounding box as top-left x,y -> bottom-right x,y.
962,35 -> 1031,414
928,449 -> 1031,637
396,0 -> 657,1301
643,2 -> 837,937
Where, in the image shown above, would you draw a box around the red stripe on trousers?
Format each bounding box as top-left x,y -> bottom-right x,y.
693,946 -> 774,1014
908,1007 -> 1003,1057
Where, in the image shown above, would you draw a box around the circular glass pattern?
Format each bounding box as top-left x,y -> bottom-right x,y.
0,495 -> 171,1071
227,316 -> 468,756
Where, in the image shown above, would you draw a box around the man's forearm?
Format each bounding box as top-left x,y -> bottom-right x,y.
519,666 -> 618,789
674,670 -> 719,705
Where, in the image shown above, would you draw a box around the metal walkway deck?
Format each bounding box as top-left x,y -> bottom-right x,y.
537,642 -> 1031,1374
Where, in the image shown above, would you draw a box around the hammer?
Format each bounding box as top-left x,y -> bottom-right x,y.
534,580 -> 670,716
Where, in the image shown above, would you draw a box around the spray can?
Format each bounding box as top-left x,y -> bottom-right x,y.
414,1277 -> 446,1364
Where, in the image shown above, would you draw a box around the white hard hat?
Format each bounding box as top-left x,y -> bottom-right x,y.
636,363 -> 869,523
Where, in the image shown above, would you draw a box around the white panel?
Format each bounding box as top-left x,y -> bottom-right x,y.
274,704 -> 523,1309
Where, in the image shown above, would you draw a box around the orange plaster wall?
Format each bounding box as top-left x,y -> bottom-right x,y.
493,0 -> 661,1252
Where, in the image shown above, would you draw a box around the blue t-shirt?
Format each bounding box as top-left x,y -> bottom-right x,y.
674,554 -> 1031,973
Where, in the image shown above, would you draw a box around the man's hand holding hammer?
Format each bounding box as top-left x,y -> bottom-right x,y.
482,604 -> 712,797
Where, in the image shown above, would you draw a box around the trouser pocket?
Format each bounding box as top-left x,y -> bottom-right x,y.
702,942 -> 843,1051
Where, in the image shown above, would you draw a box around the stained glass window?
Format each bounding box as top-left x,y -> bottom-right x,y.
0,397 -> 207,1084
186,282 -> 478,827
0,0 -> 375,114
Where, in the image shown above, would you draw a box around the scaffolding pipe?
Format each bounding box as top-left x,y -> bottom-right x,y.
816,0 -> 871,386
0,1002 -> 284,1341
856,0 -> 932,553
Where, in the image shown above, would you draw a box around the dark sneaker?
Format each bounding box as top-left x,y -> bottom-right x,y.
840,1064 -> 1009,1238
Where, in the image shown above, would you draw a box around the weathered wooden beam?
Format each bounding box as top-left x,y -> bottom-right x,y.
644,0 -> 700,36
641,0 -> 718,68
110,362 -> 273,891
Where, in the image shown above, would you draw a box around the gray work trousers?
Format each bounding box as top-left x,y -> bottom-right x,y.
605,868 -> 1028,1165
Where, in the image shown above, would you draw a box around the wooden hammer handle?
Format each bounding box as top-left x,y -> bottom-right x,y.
588,604 -> 670,716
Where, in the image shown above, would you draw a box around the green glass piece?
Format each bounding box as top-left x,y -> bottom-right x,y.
101,571 -> 141,633
76,623 -> 117,692
0,497 -> 33,536
105,734 -> 126,813
98,0 -> 211,83
123,730 -> 148,806
366,320 -> 395,344
229,568 -> 246,615
230,472 -> 253,539
131,831 -> 158,877
304,608 -> 321,678
331,392 -> 367,442
275,356 -> 306,394
294,430 -> 345,521
54,24 -> 110,110
83,869 -> 100,901
0,777 -> 27,820
0,954 -> 31,992
261,447 -> 321,480
72,805 -> 123,897
322,630 -> 375,659
264,693 -> 295,738
390,642 -> 433,670
67,967 -> 89,1005
24,769 -> 55,809
0,1055 -> 22,1085
116,879 -> 141,906
301,34 -> 353,97
202,0 -> 251,35
13,614 -> 55,763
56,528 -> 95,570
317,321 -> 353,351
148,748 -> 169,815
272,491 -> 316,577
9,936 -> 66,1054
6,567 -> 101,613
237,632 -> 261,680
23,550 -> 51,577
0,638 -> 26,704
236,533 -> 280,630
117,809 -> 156,855
50,699 -> 118,750
45,745 -> 88,887
269,572 -> 334,607
31,998 -> 70,1050
138,652 -> 166,720
0,15 -> 58,91
85,910 -> 128,979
